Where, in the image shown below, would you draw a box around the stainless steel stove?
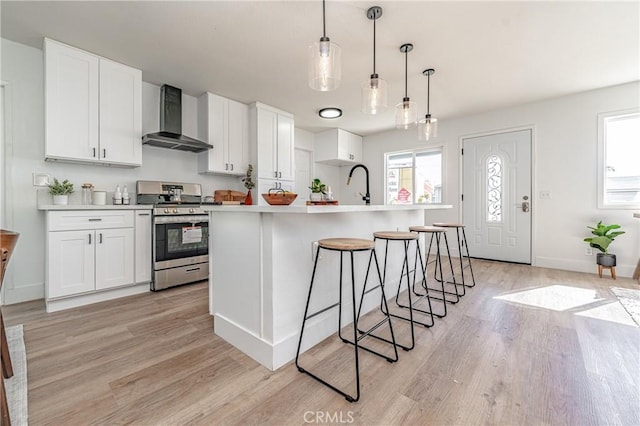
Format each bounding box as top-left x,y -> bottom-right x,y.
137,181 -> 210,291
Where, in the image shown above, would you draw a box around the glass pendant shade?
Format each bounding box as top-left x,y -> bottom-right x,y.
395,98 -> 417,129
308,37 -> 341,91
418,115 -> 438,140
362,74 -> 387,114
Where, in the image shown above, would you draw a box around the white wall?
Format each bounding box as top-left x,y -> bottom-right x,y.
360,81 -> 640,277
0,38 -> 246,304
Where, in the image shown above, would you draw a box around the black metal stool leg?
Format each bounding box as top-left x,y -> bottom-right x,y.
461,227 -> 476,287
394,240 -> 438,324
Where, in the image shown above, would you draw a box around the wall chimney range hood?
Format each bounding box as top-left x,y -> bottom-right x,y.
142,84 -> 213,153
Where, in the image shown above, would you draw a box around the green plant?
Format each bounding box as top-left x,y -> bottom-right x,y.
309,178 -> 327,194
242,164 -> 255,190
584,221 -> 625,254
48,178 -> 74,196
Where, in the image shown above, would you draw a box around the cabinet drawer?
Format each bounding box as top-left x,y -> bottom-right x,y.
48,210 -> 134,231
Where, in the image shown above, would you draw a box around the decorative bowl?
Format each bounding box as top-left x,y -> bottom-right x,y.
262,189 -> 297,205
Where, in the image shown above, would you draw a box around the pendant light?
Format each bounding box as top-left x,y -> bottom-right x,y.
362,6 -> 387,114
418,68 -> 438,140
395,43 -> 417,129
308,0 -> 341,91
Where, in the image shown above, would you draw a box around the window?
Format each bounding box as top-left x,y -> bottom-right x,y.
385,147 -> 443,205
486,154 -> 503,222
598,109 -> 640,208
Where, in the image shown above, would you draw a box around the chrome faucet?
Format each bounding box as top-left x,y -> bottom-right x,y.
347,164 -> 371,205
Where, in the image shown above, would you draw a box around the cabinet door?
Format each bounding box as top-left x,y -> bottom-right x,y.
99,58 -> 142,166
336,129 -> 350,161
257,108 -> 278,179
45,39 -> 99,162
349,132 -> 363,163
277,114 -> 295,181
198,93 -> 228,173
227,100 -> 249,175
135,211 -> 152,284
95,228 -> 134,290
48,230 -> 95,298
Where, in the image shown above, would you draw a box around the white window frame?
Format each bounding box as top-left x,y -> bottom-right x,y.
597,108 -> 640,209
384,145 -> 445,205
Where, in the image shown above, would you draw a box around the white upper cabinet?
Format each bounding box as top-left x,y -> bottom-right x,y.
44,38 -> 142,167
250,102 -> 295,181
99,58 -> 142,165
197,92 -> 249,175
314,128 -> 363,166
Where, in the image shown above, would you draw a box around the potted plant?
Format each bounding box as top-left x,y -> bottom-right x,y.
242,164 -> 256,205
309,178 -> 327,202
48,178 -> 74,205
584,221 -> 625,267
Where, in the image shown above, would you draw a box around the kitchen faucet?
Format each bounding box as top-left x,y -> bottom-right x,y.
347,164 -> 371,205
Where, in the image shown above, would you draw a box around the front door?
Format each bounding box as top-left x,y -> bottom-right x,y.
462,129 -> 532,263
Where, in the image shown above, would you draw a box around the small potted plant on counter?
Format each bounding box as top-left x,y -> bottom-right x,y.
49,178 -> 74,205
309,178 -> 327,202
584,220 -> 625,275
242,164 -> 256,205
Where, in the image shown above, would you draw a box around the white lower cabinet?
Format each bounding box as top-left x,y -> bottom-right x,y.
134,211 -> 152,284
45,209 -> 149,312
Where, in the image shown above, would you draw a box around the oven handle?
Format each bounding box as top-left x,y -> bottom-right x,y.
153,215 -> 209,224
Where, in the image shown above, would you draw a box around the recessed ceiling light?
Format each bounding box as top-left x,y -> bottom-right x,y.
319,107 -> 342,119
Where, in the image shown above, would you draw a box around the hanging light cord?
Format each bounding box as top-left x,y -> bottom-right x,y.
404,50 -> 408,98
426,73 -> 431,115
322,0 -> 326,38
372,16 -> 377,75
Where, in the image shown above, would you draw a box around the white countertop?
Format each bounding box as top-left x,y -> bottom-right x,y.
203,204 -> 453,214
38,204 -> 153,211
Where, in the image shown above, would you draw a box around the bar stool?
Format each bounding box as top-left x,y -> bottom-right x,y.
371,231 -> 434,352
408,226 -> 460,317
295,238 -> 398,403
433,223 -> 476,288
1,229 -> 19,426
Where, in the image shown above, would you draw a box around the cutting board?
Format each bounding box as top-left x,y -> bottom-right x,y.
214,190 -> 246,203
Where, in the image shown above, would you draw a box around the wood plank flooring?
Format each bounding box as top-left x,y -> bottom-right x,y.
4,260 -> 640,425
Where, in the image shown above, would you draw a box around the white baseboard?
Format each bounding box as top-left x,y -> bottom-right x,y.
3,282 -> 45,305
535,256 -> 636,278
45,282 -> 150,313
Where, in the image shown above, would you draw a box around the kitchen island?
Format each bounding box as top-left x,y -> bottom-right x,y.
205,204 -> 452,370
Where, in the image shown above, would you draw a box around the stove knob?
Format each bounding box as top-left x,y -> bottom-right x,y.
189,208 -> 195,213
172,208 -> 178,214
164,208 -> 169,214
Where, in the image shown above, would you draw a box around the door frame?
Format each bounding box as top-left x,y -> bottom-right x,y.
458,125 -> 537,265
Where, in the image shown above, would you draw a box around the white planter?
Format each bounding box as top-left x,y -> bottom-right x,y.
310,193 -> 323,202
52,195 -> 69,205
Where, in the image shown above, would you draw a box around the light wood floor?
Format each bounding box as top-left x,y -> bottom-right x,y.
4,260 -> 640,425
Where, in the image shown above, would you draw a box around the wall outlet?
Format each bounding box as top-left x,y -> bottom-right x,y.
539,190 -> 552,199
32,173 -> 51,187
584,248 -> 593,256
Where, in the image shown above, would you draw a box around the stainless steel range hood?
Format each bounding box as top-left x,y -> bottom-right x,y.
142,84 -> 213,153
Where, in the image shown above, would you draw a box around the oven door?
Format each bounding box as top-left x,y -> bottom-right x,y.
154,215 -> 209,269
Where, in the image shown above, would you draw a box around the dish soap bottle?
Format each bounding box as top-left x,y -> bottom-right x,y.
122,185 -> 130,205
113,185 -> 122,205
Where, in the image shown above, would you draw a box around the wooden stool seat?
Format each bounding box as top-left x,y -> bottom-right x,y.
373,231 -> 418,240
409,226 -> 447,233
432,222 -> 465,228
318,238 -> 375,251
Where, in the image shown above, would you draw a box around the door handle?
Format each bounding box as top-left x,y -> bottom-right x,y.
99,233 -> 103,244
521,201 -> 530,212
88,233 -> 92,244
103,148 -> 106,158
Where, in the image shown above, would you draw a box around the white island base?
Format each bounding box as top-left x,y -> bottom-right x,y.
207,204 -> 452,370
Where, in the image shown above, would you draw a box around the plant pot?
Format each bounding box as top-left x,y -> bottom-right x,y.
245,190 -> 253,206
597,253 -> 616,267
310,193 -> 323,202
52,194 -> 69,205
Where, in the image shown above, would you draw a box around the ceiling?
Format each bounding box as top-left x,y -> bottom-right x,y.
2,1 -> 639,136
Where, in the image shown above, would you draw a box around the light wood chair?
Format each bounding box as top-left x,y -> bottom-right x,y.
1,229 -> 20,426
